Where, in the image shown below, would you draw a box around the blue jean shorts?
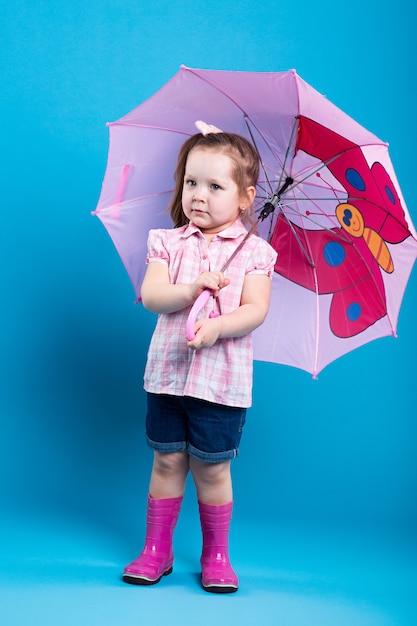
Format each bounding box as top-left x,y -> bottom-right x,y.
145,393 -> 247,463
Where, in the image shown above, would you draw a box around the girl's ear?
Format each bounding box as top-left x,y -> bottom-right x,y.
242,185 -> 256,208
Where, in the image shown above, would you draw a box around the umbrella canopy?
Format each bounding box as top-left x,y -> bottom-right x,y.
93,65 -> 417,377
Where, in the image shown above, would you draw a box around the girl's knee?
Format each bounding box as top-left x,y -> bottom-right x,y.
190,458 -> 231,484
153,451 -> 189,478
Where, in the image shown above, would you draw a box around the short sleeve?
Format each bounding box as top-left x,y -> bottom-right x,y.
146,229 -> 170,265
246,238 -> 278,278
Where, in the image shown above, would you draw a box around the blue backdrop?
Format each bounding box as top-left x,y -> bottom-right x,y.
1,1 -> 416,624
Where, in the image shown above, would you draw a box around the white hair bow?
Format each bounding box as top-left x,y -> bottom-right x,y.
195,120 -> 223,135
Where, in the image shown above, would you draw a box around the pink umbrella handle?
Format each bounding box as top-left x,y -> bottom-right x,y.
186,289 -> 212,340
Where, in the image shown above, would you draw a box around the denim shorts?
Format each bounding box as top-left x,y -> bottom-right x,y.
145,393 -> 247,463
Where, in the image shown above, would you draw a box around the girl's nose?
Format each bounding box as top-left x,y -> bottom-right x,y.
193,187 -> 206,202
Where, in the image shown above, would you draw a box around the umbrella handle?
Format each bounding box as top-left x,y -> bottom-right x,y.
186,289 -> 212,341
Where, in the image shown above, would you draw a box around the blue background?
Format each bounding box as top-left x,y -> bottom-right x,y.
1,1 -> 416,624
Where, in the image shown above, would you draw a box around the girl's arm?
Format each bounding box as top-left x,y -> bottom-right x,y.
141,262 -> 230,314
187,274 -> 272,349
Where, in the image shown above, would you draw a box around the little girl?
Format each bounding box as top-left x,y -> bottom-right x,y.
123,126 -> 277,593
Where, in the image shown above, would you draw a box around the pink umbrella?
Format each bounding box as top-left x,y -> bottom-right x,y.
93,66 -> 417,377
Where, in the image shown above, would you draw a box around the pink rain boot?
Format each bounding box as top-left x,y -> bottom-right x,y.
123,494 -> 183,585
198,501 -> 238,593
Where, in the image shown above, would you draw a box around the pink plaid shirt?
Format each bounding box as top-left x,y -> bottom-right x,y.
143,219 -> 277,407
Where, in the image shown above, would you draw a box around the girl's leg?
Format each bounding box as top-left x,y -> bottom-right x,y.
189,457 -> 232,504
123,451 -> 188,586
190,458 -> 238,593
149,450 -> 190,498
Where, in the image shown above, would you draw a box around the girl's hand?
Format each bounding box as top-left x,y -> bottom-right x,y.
141,264 -> 230,315
191,272 -> 230,300
187,316 -> 222,350
187,274 -> 272,345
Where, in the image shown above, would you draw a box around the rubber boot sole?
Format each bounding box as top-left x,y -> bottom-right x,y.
201,576 -> 238,593
122,566 -> 173,586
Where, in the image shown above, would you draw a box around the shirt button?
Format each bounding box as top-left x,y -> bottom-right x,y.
202,255 -> 208,260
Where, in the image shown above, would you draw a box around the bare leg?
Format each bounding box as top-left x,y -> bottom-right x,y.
149,450 -> 189,498
189,457 -> 232,504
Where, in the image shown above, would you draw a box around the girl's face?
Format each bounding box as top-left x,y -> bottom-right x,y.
182,148 -> 253,235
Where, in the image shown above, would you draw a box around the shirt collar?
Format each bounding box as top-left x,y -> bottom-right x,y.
180,218 -> 248,240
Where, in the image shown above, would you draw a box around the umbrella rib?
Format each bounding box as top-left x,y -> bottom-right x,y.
111,122 -> 192,136
275,116 -> 299,190
244,117 -> 300,242
348,245 -> 397,336
244,119 -> 274,198
244,115 -> 298,198
312,266 -> 321,380
282,186 -> 412,240
93,189 -> 174,214
280,200 -> 358,249
278,209 -> 316,267
291,144 -> 386,190
290,154 -> 345,190
184,67 -> 254,118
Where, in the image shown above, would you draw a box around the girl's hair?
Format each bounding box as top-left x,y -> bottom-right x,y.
169,132 -> 260,228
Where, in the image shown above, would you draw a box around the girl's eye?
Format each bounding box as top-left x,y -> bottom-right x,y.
186,179 -> 196,187
211,183 -> 221,190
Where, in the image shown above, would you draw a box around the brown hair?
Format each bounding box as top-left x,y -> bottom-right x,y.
168,132 -> 260,228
